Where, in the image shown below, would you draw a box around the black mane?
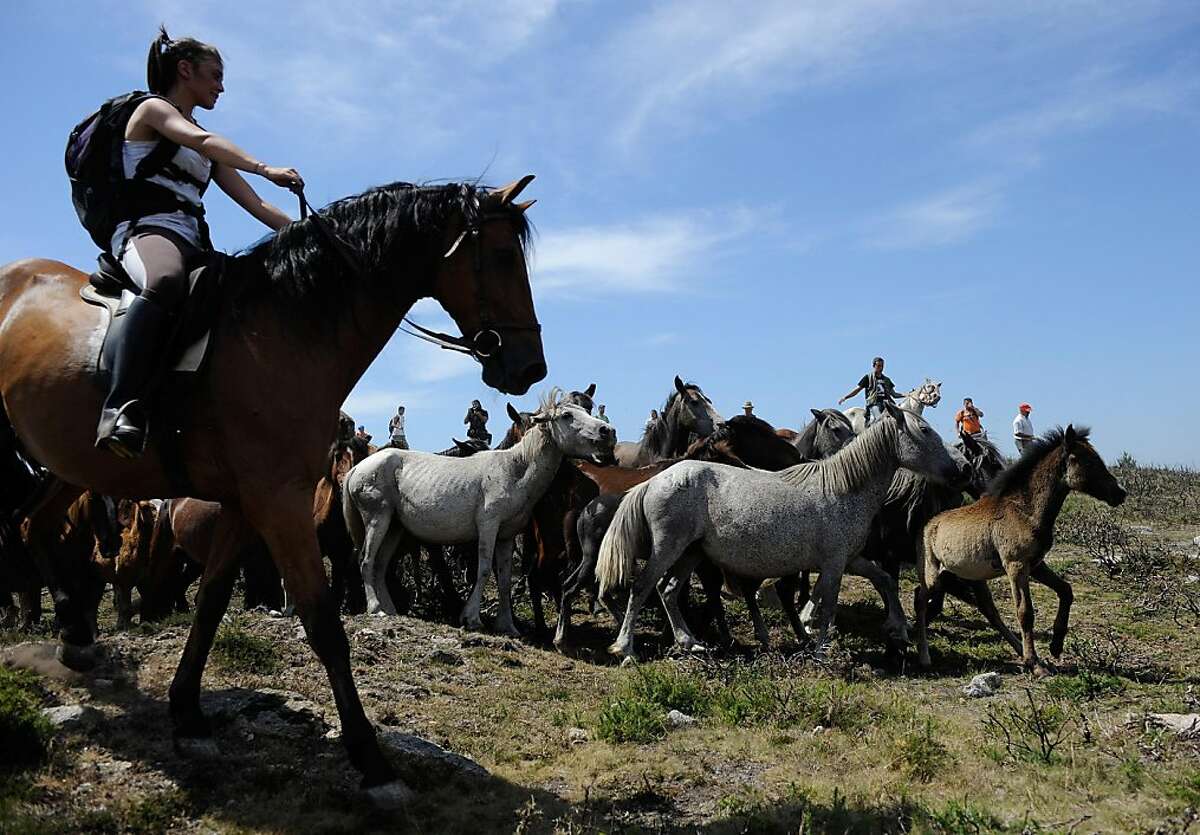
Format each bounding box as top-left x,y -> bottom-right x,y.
984,425 -> 1090,497
230,181 -> 533,325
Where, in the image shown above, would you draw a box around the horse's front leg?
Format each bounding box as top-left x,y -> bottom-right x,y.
245,488 -> 401,793
462,525 -> 499,631
1005,560 -> 1049,676
168,507 -> 253,748
1030,561 -> 1073,661
493,537 -> 522,638
846,554 -> 910,650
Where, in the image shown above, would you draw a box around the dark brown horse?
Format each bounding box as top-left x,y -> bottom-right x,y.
0,177 -> 545,798
613,377 -> 723,467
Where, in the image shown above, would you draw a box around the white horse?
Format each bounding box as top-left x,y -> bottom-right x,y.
595,404 -> 960,659
844,378 -> 942,435
342,391 -> 616,633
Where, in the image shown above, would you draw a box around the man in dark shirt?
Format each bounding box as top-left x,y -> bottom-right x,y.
464,399 -> 491,445
838,356 -> 900,424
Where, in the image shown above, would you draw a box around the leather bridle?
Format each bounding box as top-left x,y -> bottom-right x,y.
297,187 -> 540,362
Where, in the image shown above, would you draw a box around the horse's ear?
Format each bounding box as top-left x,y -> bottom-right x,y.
513,199 -> 536,212
810,408 -> 824,421
488,175 -> 536,208
585,383 -> 596,397
1064,424 -> 1076,445
506,403 -> 521,424
674,375 -> 686,394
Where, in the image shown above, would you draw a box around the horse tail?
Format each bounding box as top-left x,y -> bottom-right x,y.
597,480 -> 653,597
342,466 -> 365,550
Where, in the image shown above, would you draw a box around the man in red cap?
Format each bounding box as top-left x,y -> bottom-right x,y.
1012,403 -> 1035,455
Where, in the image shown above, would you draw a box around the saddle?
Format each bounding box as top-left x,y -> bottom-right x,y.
79,251 -> 225,377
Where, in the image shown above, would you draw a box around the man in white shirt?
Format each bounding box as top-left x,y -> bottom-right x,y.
388,405 -> 408,450
1012,403 -> 1034,455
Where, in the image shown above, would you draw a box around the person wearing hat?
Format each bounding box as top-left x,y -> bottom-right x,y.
742,401 -> 754,417
1012,403 -> 1035,455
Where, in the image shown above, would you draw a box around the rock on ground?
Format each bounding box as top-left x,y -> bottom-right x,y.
963,672 -> 1002,698
378,729 -> 489,781
42,705 -> 102,728
1148,713 -> 1200,738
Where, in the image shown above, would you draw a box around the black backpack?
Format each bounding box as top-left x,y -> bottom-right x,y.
65,91 -> 187,252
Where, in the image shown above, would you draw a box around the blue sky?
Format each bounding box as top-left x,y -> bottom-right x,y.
2,2 -> 1197,465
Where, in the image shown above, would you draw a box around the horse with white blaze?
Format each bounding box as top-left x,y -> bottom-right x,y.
342,391 -> 616,634
596,404 -> 961,660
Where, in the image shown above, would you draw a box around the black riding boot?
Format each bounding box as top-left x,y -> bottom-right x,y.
95,294 -> 173,459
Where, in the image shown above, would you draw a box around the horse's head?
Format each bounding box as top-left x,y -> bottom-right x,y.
532,393 -> 616,465
564,383 -> 597,414
670,376 -> 723,439
915,379 -> 943,408
886,404 -> 960,485
1062,425 -> 1126,507
432,176 -> 547,395
811,408 -> 855,458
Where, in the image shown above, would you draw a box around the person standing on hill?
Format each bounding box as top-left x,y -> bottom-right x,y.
1012,403 -> 1035,455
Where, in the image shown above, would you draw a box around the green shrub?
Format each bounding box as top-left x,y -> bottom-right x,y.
982,688 -> 1076,765
891,719 -> 951,783
0,666 -> 52,773
1044,672 -> 1124,702
212,619 -> 280,675
595,697 -> 666,744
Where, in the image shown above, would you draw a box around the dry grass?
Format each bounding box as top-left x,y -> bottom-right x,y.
1,462 -> 1198,832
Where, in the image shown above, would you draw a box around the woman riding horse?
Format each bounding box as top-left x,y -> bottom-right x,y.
96,27 -> 304,458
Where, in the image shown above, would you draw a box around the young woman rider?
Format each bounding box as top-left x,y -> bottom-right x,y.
96,26 -> 304,458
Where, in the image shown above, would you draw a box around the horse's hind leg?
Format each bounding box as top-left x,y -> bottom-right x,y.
1030,562 -> 1073,661
775,575 -> 810,646
846,554 -> 910,649
358,512 -> 397,615
655,549 -> 707,653
168,508 -> 252,744
247,491 -> 399,791
735,576 -> 771,651
969,580 -> 1022,656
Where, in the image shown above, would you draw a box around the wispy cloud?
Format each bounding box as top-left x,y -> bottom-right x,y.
605,0 -> 912,149
967,66 -> 1200,157
865,182 -> 1001,250
534,207 -> 761,294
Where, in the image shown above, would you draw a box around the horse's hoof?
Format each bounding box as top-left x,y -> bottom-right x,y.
687,642 -> 709,654
56,642 -> 101,672
619,655 -> 638,668
175,736 -> 221,760
362,779 -> 415,811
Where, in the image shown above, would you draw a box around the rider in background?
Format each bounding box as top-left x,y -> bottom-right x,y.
838,356 -> 900,424
464,400 -> 491,446
95,27 -> 304,458
955,397 -> 985,438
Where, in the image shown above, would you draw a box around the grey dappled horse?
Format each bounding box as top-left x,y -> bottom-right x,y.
613,376 -> 723,467
786,408 -> 857,459
342,392 -> 615,634
596,404 -> 960,660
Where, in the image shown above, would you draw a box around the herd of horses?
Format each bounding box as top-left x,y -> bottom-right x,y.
0,176 -> 1127,803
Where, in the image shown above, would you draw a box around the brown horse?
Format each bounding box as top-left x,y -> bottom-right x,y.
87,498 -> 159,630
916,426 -> 1126,675
0,177 -> 545,798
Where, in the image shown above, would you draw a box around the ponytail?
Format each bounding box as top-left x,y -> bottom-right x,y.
146,25 -> 221,94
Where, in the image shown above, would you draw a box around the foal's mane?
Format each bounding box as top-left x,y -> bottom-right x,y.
984,425 -> 1091,498
778,415 -> 899,495
230,181 -> 533,325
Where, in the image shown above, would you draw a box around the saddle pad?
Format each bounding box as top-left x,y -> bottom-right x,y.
79,284 -> 211,374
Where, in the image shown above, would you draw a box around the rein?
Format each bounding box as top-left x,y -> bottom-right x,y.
295,187 -> 539,361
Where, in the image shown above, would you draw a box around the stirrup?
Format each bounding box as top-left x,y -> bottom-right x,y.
95,400 -> 149,459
